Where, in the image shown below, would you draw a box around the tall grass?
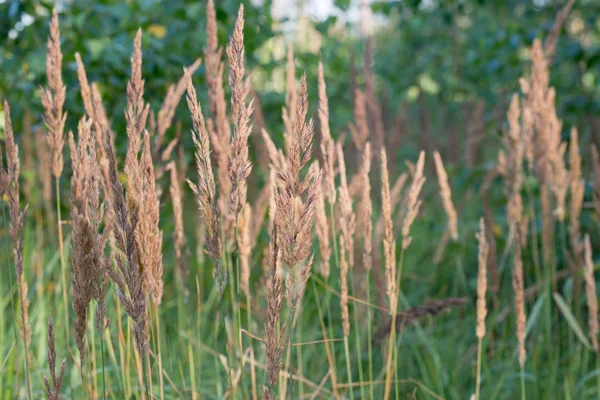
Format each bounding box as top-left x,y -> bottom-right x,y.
1,1 -> 600,399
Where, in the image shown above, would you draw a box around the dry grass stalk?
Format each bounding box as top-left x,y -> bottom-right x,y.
401,151 -> 426,250
75,53 -> 94,120
91,83 -> 110,135
522,39 -> 569,219
512,228 -> 527,368
43,318 -> 66,400
340,234 -> 350,337
569,128 -> 584,260
204,0 -> 232,231
3,101 -> 31,347
317,61 -> 336,206
264,225 -> 285,397
138,131 -> 164,305
380,148 -> 397,312
124,29 -> 150,212
584,235 -> 599,352
156,58 -> 203,143
315,169 -> 331,279
278,74 -> 314,198
102,122 -> 148,357
543,0 -> 576,62
433,151 -> 458,241
499,94 -> 529,247
360,143 -> 373,271
238,203 -> 252,298
69,118 -> 111,360
185,69 -> 226,296
226,5 -> 254,220
498,95 -> 524,193
168,162 -> 189,292
336,142 -> 356,268
350,89 -> 369,152
41,9 -> 67,179
476,218 -> 488,339
270,75 -> 321,328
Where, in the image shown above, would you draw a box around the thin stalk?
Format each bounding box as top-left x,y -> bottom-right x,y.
310,281 -> 339,399
145,347 -> 152,398
154,304 -> 165,400
327,202 -> 339,373
246,297 -> 257,399
100,328 -> 107,400
286,302 -> 296,399
520,364 -> 526,400
16,279 -> 32,400
233,221 -> 246,399
56,177 -> 69,342
475,338 -> 483,400
349,273 -> 365,399
90,312 -> 98,396
343,335 -> 355,400
383,249 -> 406,400
225,250 -> 239,398
126,314 -> 133,397
3,207 -> 23,397
596,355 -> 600,400
188,338 -> 197,399
287,201 -> 297,400
366,272 -> 374,400
296,318 -> 304,399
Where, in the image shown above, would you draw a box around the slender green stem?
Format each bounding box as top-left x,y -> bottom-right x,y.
142,353 -> 150,399
596,355 -> 600,400
383,249 -> 405,399
366,272 -> 374,400
343,335 -> 355,400
56,177 -> 69,343
520,364 -> 526,400
348,273 -> 365,399
247,296 -> 257,400
226,249 -> 240,399
233,221 -> 246,399
100,328 -> 107,400
475,338 -> 483,400
154,304 -> 165,400
16,278 -> 32,400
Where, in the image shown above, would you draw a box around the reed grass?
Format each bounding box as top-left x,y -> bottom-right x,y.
3,3 -> 600,399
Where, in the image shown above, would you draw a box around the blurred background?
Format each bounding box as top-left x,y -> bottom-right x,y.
2,0 -> 599,164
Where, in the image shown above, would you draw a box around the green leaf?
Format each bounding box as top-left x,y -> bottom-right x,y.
553,292 -> 592,350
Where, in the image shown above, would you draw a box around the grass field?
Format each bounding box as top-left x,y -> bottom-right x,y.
2,0 -> 600,399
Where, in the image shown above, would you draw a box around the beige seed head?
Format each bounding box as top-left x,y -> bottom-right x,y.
476,218 -> 488,339
381,148 -> 397,313
584,235 -> 599,353
340,234 -> 350,337
433,151 -> 458,241
401,151 -> 426,250
512,235 -> 527,368
41,9 -> 67,178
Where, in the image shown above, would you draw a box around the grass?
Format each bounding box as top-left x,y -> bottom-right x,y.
1,1 -> 600,399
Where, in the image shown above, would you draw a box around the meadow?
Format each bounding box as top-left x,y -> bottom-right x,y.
2,0 -> 600,399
